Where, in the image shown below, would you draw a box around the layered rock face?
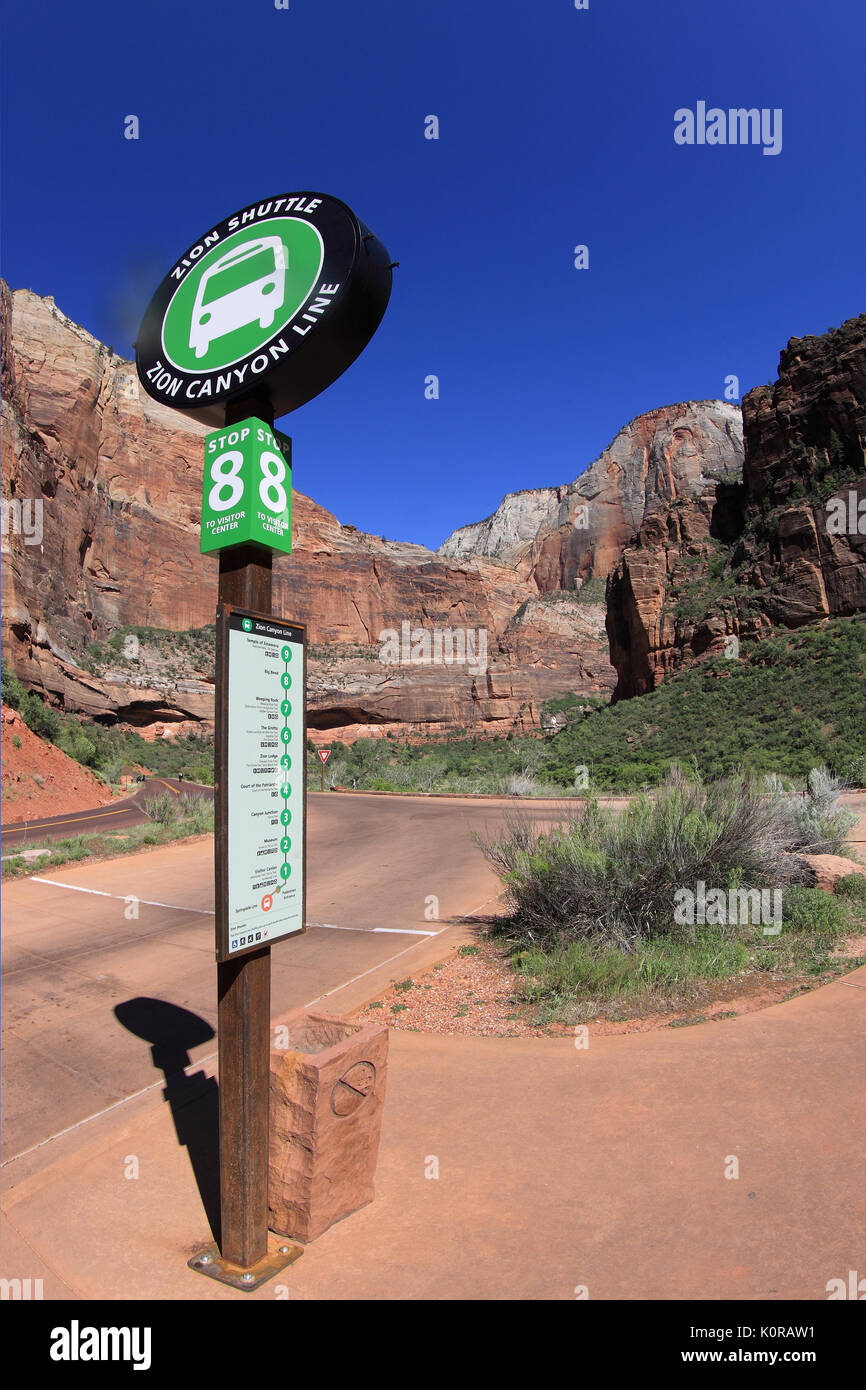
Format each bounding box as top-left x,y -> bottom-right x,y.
10,277 -> 802,738
1,283 -> 617,734
606,316 -> 866,699
439,487 -> 565,561
440,400 -> 744,590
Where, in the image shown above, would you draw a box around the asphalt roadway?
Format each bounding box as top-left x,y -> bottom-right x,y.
2,790 -> 864,1301
1,792 -> 581,1161
1,778 -> 215,850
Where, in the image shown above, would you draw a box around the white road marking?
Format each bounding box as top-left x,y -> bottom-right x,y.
27,880 -> 440,934
30,878 -> 111,897
371,926 -> 438,936
29,877 -> 214,915
1,891 -> 502,1167
312,922 -> 438,937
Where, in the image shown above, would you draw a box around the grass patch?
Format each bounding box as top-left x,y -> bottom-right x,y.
500,886 -> 866,1024
836,873 -> 866,901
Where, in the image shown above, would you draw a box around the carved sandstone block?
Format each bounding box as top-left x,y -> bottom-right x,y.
268,1008 -> 388,1243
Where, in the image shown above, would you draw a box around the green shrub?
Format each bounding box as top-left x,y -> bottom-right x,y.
781,886 -> 850,939
478,767 -> 813,951
177,793 -> 214,833
19,692 -> 62,742
141,792 -> 179,825
57,725 -> 98,767
1,662 -> 26,709
835,873 -> 866,901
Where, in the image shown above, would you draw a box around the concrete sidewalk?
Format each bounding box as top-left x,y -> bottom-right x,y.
3,958 -> 864,1301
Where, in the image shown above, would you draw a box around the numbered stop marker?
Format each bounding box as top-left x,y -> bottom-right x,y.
200,416 -> 292,554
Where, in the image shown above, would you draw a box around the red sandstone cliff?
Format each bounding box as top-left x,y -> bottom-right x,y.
440,400 -> 744,590
605,316 -> 866,699
1,283 -> 617,735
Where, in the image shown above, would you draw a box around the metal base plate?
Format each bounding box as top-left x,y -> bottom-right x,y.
188,1233 -> 303,1291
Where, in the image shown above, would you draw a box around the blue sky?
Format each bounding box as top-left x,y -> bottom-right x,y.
2,0 -> 864,549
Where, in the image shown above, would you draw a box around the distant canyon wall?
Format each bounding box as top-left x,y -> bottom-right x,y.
605,315 -> 866,698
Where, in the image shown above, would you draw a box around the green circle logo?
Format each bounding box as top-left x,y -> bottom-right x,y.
280,809 -> 291,826
242,618 -> 252,632
162,218 -> 324,373
281,646 -> 292,662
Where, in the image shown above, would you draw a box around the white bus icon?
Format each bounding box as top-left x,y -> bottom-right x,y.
190,236 -> 287,358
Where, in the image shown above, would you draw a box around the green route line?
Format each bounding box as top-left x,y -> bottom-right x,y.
276,641 -> 294,899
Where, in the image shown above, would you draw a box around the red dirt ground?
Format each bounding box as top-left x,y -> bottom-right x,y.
0,703 -> 115,827
358,917 -> 866,1039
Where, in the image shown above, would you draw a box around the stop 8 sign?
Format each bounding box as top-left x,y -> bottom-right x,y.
200,416 -> 291,555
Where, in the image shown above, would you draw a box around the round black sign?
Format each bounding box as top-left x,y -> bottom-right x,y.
135,191 -> 392,425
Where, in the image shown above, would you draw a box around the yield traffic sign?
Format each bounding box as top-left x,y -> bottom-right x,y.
317,748 -> 331,792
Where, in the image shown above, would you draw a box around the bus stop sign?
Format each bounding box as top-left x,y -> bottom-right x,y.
135,191 -> 392,426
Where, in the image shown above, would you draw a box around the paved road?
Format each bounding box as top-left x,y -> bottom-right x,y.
3,789 -> 863,1165
1,778 -> 214,849
1,792 -> 577,1162
2,791 -> 865,1301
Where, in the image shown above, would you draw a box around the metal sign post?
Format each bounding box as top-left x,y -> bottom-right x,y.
135,189 -> 392,1292
318,748 -> 331,792
189,398 -> 303,1290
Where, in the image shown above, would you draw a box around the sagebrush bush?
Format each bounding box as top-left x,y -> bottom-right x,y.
141,792 -> 179,825
478,767 -> 819,951
767,766 -> 857,854
177,792 -> 214,832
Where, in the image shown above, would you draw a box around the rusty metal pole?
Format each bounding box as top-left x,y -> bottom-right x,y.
216,395 -> 274,1270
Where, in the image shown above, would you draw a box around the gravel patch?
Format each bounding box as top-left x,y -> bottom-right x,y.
356,936 -> 553,1038
354,928 -> 866,1038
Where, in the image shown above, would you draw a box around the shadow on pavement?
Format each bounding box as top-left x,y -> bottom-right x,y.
114,997 -> 221,1243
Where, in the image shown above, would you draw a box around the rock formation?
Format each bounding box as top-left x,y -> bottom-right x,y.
439,400 -> 744,590
1,283 -> 617,735
10,275 -> 844,739
606,316 -> 866,699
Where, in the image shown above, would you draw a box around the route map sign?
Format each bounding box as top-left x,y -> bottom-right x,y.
214,605 -> 306,962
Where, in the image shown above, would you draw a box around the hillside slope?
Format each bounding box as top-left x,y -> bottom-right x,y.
1,702 -> 115,825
